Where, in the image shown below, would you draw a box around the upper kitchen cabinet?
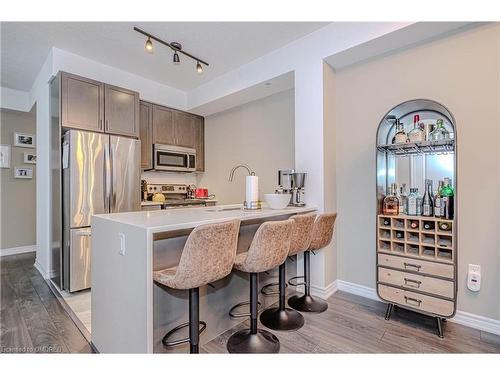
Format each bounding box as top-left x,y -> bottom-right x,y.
139,102 -> 153,170
173,111 -> 197,149
104,84 -> 140,137
61,72 -> 104,132
60,72 -> 139,138
152,105 -> 176,145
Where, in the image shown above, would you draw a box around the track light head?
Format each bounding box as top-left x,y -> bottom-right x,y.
145,37 -> 153,54
173,51 -> 180,65
196,61 -> 203,74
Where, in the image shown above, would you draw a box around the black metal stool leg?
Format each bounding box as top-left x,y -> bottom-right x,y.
227,273 -> 280,353
288,251 -> 328,313
260,263 -> 305,330
189,288 -> 200,353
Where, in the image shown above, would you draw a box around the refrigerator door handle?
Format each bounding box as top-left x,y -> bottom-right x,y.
104,144 -> 111,212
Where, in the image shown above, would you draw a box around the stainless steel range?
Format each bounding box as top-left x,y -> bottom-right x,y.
145,183 -> 216,209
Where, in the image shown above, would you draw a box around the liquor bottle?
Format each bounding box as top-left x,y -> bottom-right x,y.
430,119 -> 450,141
391,119 -> 407,144
409,220 -> 418,229
407,188 -> 419,216
423,221 -> 435,230
434,180 -> 444,217
407,114 -> 425,142
440,177 -> 455,220
422,179 -> 434,217
399,183 -> 408,214
439,222 -> 452,231
382,183 -> 400,215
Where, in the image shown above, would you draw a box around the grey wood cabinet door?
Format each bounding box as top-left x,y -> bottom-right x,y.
173,111 -> 197,149
61,72 -> 104,132
104,84 -> 139,137
139,101 -> 153,170
152,105 -> 175,145
194,116 -> 205,172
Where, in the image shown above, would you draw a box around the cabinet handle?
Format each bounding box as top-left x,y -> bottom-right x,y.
404,262 -> 421,271
105,119 -> 109,131
404,278 -> 422,288
404,296 -> 422,307
100,119 -> 103,130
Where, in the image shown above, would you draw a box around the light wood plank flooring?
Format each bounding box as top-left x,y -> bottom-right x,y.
0,252 -> 92,353
1,252 -> 499,353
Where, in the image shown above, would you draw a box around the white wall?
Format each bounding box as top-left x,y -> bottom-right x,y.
197,89 -> 295,204
334,24 -> 500,320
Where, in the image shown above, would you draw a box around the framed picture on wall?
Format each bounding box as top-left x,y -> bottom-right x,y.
13,132 -> 35,148
23,152 -> 37,164
0,144 -> 11,168
14,167 -> 33,179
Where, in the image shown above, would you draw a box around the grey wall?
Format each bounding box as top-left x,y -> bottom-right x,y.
1,107 -> 37,249
334,24 -> 500,319
198,89 -> 295,204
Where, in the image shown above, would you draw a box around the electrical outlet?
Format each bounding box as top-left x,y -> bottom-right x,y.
118,233 -> 126,256
467,264 -> 481,292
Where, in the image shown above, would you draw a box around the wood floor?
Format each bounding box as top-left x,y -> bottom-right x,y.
0,252 -> 92,353
1,252 -> 499,354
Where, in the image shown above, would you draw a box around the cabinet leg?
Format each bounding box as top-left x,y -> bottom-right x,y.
435,317 -> 444,338
385,303 -> 394,321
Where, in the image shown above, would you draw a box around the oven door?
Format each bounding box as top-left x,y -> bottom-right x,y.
154,145 -> 195,172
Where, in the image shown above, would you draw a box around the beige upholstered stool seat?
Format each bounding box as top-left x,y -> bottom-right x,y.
154,219 -> 241,353
154,219 -> 240,290
289,213 -> 317,256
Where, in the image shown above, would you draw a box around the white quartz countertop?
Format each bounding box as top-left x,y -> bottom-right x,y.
93,204 -> 317,233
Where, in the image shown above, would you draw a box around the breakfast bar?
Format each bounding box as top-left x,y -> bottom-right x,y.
91,204 -> 316,353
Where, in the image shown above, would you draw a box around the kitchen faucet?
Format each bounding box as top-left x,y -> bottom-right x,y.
228,164 -> 255,181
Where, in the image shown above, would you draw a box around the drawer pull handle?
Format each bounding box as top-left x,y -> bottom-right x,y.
404,262 -> 421,271
404,296 -> 422,307
404,278 -> 422,288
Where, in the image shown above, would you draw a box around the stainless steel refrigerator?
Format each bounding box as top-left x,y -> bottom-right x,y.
61,129 -> 140,292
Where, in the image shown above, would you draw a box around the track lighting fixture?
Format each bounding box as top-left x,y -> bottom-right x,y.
145,37 -> 153,54
134,27 -> 209,74
173,51 -> 180,65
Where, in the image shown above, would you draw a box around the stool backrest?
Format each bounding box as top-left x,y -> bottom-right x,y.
289,213 -> 316,256
239,219 -> 294,273
309,213 -> 337,251
174,219 -> 241,289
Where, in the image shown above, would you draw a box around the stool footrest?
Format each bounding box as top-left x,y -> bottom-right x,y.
229,300 -> 263,318
261,282 -> 288,296
162,321 -> 207,347
288,276 -> 305,287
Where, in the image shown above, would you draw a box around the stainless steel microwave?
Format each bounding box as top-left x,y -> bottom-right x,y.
153,144 -> 196,172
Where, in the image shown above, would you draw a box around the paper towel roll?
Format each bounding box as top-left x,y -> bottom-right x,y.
246,175 -> 259,204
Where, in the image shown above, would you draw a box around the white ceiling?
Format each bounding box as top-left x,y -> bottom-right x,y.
1,22 -> 328,92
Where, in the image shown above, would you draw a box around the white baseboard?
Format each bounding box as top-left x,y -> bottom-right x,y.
336,280 -> 380,301
335,279 -> 500,336
0,244 -> 36,257
310,280 -> 338,299
452,310 -> 500,336
34,258 -> 57,279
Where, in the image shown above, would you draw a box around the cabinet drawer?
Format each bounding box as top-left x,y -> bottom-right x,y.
378,253 -> 453,279
378,267 -> 454,299
378,284 -> 454,317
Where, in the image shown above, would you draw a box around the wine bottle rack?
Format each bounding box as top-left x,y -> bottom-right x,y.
377,215 -> 454,264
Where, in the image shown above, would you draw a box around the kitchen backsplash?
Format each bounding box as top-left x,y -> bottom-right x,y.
141,171 -> 199,186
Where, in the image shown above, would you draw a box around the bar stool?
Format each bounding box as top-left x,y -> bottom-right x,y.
153,219 -> 240,354
288,213 -> 337,313
226,219 -> 294,353
260,213 -> 316,331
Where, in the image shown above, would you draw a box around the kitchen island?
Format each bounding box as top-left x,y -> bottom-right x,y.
91,204 -> 316,353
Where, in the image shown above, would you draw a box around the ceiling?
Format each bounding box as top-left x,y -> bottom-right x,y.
1,22 -> 328,92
